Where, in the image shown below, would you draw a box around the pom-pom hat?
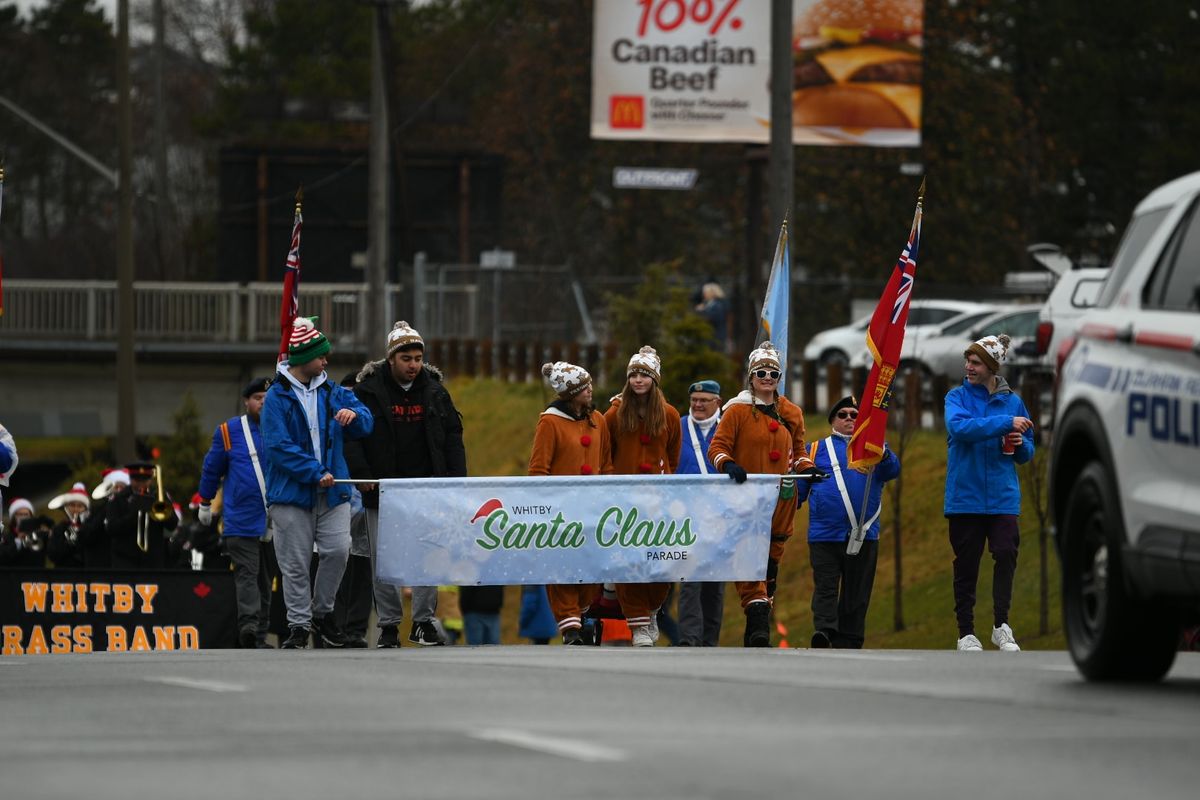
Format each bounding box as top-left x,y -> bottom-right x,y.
7,498 -> 33,519
386,320 -> 424,357
49,482 -> 91,510
747,341 -> 783,374
288,316 -> 332,366
542,361 -> 592,399
965,333 -> 1011,373
626,345 -> 662,383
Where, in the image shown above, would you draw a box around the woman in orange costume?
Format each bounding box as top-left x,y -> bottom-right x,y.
708,341 -> 825,646
604,345 -> 681,647
528,361 -> 613,645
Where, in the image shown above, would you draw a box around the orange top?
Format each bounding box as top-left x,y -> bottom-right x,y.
603,397 -> 682,475
528,407 -> 614,476
709,393 -> 814,475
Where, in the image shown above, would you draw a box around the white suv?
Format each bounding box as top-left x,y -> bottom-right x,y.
802,299 -> 991,366
1050,171 -> 1200,682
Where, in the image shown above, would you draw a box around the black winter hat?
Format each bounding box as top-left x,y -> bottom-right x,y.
828,395 -> 859,424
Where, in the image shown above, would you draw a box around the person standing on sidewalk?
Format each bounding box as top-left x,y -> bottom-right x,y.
709,342 -> 825,647
196,377 -> 276,649
604,346 -> 681,647
945,334 -> 1034,653
343,321 -> 467,648
263,317 -> 373,650
529,360 -> 613,644
675,379 -> 725,647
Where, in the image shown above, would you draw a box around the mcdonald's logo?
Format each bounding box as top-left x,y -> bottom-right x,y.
609,95 -> 644,129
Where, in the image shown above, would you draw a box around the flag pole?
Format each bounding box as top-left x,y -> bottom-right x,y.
847,466 -> 874,556
277,186 -> 303,362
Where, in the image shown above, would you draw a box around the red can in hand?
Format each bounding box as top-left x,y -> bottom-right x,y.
1002,433 -> 1017,456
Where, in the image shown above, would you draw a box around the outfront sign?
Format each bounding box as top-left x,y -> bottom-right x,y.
376,474 -> 780,586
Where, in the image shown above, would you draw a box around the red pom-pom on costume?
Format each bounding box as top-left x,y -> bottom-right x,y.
580,464 -> 593,475
580,434 -> 592,447
638,463 -> 653,473
768,420 -> 780,432
769,450 -> 782,462
639,433 -> 651,445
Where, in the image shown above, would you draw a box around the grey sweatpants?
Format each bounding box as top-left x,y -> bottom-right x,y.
365,508 -> 437,626
270,495 -> 350,627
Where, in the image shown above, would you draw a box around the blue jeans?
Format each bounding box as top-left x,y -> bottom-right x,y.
464,612 -> 501,645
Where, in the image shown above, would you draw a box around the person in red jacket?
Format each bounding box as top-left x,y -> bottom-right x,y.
529,361 -> 614,644
709,341 -> 826,646
604,345 -> 681,647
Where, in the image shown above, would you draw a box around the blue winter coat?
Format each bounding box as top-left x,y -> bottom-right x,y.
799,434 -> 900,542
676,414 -> 719,474
261,372 -> 373,510
518,585 -> 558,640
943,377 -> 1034,516
198,415 -> 268,538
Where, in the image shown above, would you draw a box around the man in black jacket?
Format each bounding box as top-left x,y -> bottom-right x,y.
344,321 -> 467,647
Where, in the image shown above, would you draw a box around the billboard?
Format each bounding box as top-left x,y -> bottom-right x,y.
591,0 -> 923,147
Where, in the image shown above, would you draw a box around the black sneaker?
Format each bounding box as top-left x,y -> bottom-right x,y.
312,614 -> 348,648
376,625 -> 400,649
281,626 -> 310,649
255,640 -> 275,649
344,634 -> 368,648
238,627 -> 257,649
744,602 -> 771,648
408,620 -> 444,646
561,627 -> 585,646
810,629 -> 833,649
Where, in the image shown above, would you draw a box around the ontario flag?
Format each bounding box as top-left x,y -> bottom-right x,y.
277,193 -> 303,362
759,217 -> 790,393
848,186 -> 924,470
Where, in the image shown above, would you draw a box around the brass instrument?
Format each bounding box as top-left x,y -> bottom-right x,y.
136,465 -> 173,552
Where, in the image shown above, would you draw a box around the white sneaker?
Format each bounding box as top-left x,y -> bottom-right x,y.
646,609 -> 661,643
991,624 -> 1021,652
631,625 -> 655,647
957,634 -> 983,651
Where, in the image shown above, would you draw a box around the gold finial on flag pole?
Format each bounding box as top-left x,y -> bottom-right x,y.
917,177 -> 926,206
295,186 -> 303,215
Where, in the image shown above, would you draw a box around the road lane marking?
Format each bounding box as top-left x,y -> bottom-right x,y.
144,676 -> 248,693
469,729 -> 626,762
798,652 -> 916,662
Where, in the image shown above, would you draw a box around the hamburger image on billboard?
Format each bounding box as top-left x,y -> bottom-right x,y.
792,0 -> 923,141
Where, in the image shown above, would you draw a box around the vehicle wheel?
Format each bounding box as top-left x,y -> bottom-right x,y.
1060,462 -> 1178,681
819,349 -> 849,367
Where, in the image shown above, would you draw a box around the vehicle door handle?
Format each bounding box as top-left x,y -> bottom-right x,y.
1114,324 -> 1134,344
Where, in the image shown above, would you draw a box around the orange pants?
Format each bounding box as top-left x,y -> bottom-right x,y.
547,584 -> 599,632
615,583 -> 671,627
736,495 -> 797,608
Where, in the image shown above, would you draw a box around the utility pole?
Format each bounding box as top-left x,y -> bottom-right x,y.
768,0 -> 794,258
366,3 -> 394,347
116,0 -> 137,463
153,0 -> 171,280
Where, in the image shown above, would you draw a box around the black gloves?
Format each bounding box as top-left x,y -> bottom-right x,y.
796,466 -> 830,483
722,462 -> 748,484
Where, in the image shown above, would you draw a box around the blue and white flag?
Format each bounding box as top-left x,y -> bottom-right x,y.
759,217 -> 790,393
375,474 -> 780,586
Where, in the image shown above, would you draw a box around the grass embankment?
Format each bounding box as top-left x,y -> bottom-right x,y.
451,377 -> 1065,650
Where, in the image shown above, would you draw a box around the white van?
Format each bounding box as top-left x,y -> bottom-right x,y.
1050,171 -> 1200,681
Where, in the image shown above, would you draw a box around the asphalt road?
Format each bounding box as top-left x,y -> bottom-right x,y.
2,647 -> 1197,800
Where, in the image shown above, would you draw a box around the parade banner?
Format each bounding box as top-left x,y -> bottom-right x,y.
376,474 -> 780,586
591,0 -> 923,147
1,569 -> 237,655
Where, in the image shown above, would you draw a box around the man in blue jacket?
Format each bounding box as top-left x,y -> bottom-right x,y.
196,377 -> 275,649
944,333 -> 1034,653
263,317 -> 373,650
800,395 -> 900,648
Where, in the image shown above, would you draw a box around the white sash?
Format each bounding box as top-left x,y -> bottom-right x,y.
825,437 -> 881,534
240,415 -> 273,542
686,413 -> 718,475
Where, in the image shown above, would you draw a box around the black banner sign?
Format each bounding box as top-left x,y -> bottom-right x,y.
1,568 -> 237,654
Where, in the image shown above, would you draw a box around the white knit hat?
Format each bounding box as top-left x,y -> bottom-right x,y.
542,361 -> 592,398
7,498 -> 33,519
626,345 -> 662,383
49,482 -> 90,510
386,320 -> 424,357
747,341 -> 782,373
965,333 -> 1011,373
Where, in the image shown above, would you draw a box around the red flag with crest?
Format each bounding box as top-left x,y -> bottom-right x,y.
848,184 -> 924,470
277,190 -> 303,362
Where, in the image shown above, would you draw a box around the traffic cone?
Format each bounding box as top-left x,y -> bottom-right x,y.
776,619 -> 790,648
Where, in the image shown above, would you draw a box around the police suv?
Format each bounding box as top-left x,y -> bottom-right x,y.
1051,172 -> 1200,681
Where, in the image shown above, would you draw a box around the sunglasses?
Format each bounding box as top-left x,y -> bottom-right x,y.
835,410 -> 859,420
752,370 -> 781,380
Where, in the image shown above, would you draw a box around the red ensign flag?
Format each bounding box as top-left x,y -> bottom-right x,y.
277,192 -> 303,362
848,188 -> 924,470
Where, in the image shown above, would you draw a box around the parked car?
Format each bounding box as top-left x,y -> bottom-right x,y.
905,304 -> 1043,381
802,299 -> 992,366
1050,171 -> 1200,682
849,305 -> 1003,371
1034,267 -> 1109,374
